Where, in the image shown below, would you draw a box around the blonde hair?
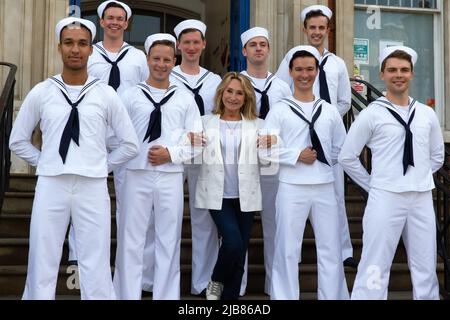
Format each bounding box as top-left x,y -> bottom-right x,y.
213,72 -> 257,120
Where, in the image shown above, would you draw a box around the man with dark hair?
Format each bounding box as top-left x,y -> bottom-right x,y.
112,33 -> 202,300
264,46 -> 348,300
167,19 -> 223,297
339,46 -> 444,300
276,4 -> 356,269
240,27 -> 291,296
9,17 -> 139,299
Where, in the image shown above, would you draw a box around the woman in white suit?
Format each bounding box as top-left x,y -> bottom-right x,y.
195,72 -> 275,300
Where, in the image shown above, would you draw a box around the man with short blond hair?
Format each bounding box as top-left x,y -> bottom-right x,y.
113,33 -> 202,300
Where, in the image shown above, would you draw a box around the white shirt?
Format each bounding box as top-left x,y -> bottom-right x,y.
195,115 -> 264,212
276,48 -> 351,117
66,85 -> 83,101
392,103 -> 410,122
9,75 -> 139,178
170,66 -> 222,115
88,42 -> 149,95
220,120 -> 242,199
338,97 -> 445,193
240,71 -> 292,116
263,97 -> 346,185
120,82 -> 203,173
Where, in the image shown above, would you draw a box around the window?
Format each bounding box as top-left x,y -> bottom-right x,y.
354,0 -> 437,9
354,1 -> 444,119
82,10 -> 180,48
81,0 -> 199,51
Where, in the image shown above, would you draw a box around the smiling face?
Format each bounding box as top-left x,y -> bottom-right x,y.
147,43 -> 176,84
222,79 -> 246,115
303,15 -> 329,50
289,55 -> 318,93
58,26 -> 93,71
100,6 -> 128,41
242,36 -> 270,66
380,57 -> 414,97
177,30 -> 206,65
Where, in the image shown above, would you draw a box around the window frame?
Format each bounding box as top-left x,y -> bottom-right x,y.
354,0 -> 438,11
80,1 -> 201,64
81,1 -> 200,22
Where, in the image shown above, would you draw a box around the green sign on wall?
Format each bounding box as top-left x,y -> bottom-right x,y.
354,38 -> 369,65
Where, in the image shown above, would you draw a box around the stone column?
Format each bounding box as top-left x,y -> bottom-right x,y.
444,0 -> 450,138
335,0 -> 354,77
0,0 -> 66,173
250,0 -> 281,71
250,0 -> 344,72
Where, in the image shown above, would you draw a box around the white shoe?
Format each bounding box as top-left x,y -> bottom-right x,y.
206,281 -> 223,300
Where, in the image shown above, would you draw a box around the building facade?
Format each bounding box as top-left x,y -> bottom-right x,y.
1,0 -> 449,173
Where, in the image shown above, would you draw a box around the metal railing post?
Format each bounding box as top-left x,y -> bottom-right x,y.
0,62 -> 17,212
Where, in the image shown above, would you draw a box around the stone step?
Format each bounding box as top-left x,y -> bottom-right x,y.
7,174 -> 117,193
0,237 -> 412,267
1,191 -> 368,218
8,174 -> 364,196
0,212 -> 364,239
0,263 -> 444,297
0,292 -> 421,300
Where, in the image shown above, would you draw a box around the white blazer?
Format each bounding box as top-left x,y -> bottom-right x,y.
195,114 -> 263,212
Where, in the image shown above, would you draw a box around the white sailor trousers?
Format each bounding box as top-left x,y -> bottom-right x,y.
141,209 -> 155,292
113,169 -> 184,300
186,165 -> 219,295
351,188 -> 439,300
22,175 -> 115,300
270,182 -> 349,300
259,172 -> 279,295
333,163 -> 353,260
68,166 -> 126,262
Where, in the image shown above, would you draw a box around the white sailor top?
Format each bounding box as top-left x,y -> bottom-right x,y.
169,66 -> 222,115
88,42 -> 149,95
276,48 -> 352,117
9,75 -> 139,178
338,97 -> 445,193
240,71 -> 292,116
263,96 -> 346,185
120,83 -> 203,173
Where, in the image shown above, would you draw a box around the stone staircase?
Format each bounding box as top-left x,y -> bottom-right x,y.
0,174 -> 444,299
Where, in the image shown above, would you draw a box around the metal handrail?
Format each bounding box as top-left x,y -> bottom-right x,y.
0,62 -> 17,212
434,146 -> 450,299
348,77 -> 450,299
344,78 -> 384,200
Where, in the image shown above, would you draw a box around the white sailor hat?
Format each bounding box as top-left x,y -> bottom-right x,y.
97,1 -> 132,20
174,19 -> 207,39
240,27 -> 269,47
379,45 -> 418,68
144,33 -> 177,55
55,17 -> 96,43
286,45 -> 321,65
301,5 -> 333,22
